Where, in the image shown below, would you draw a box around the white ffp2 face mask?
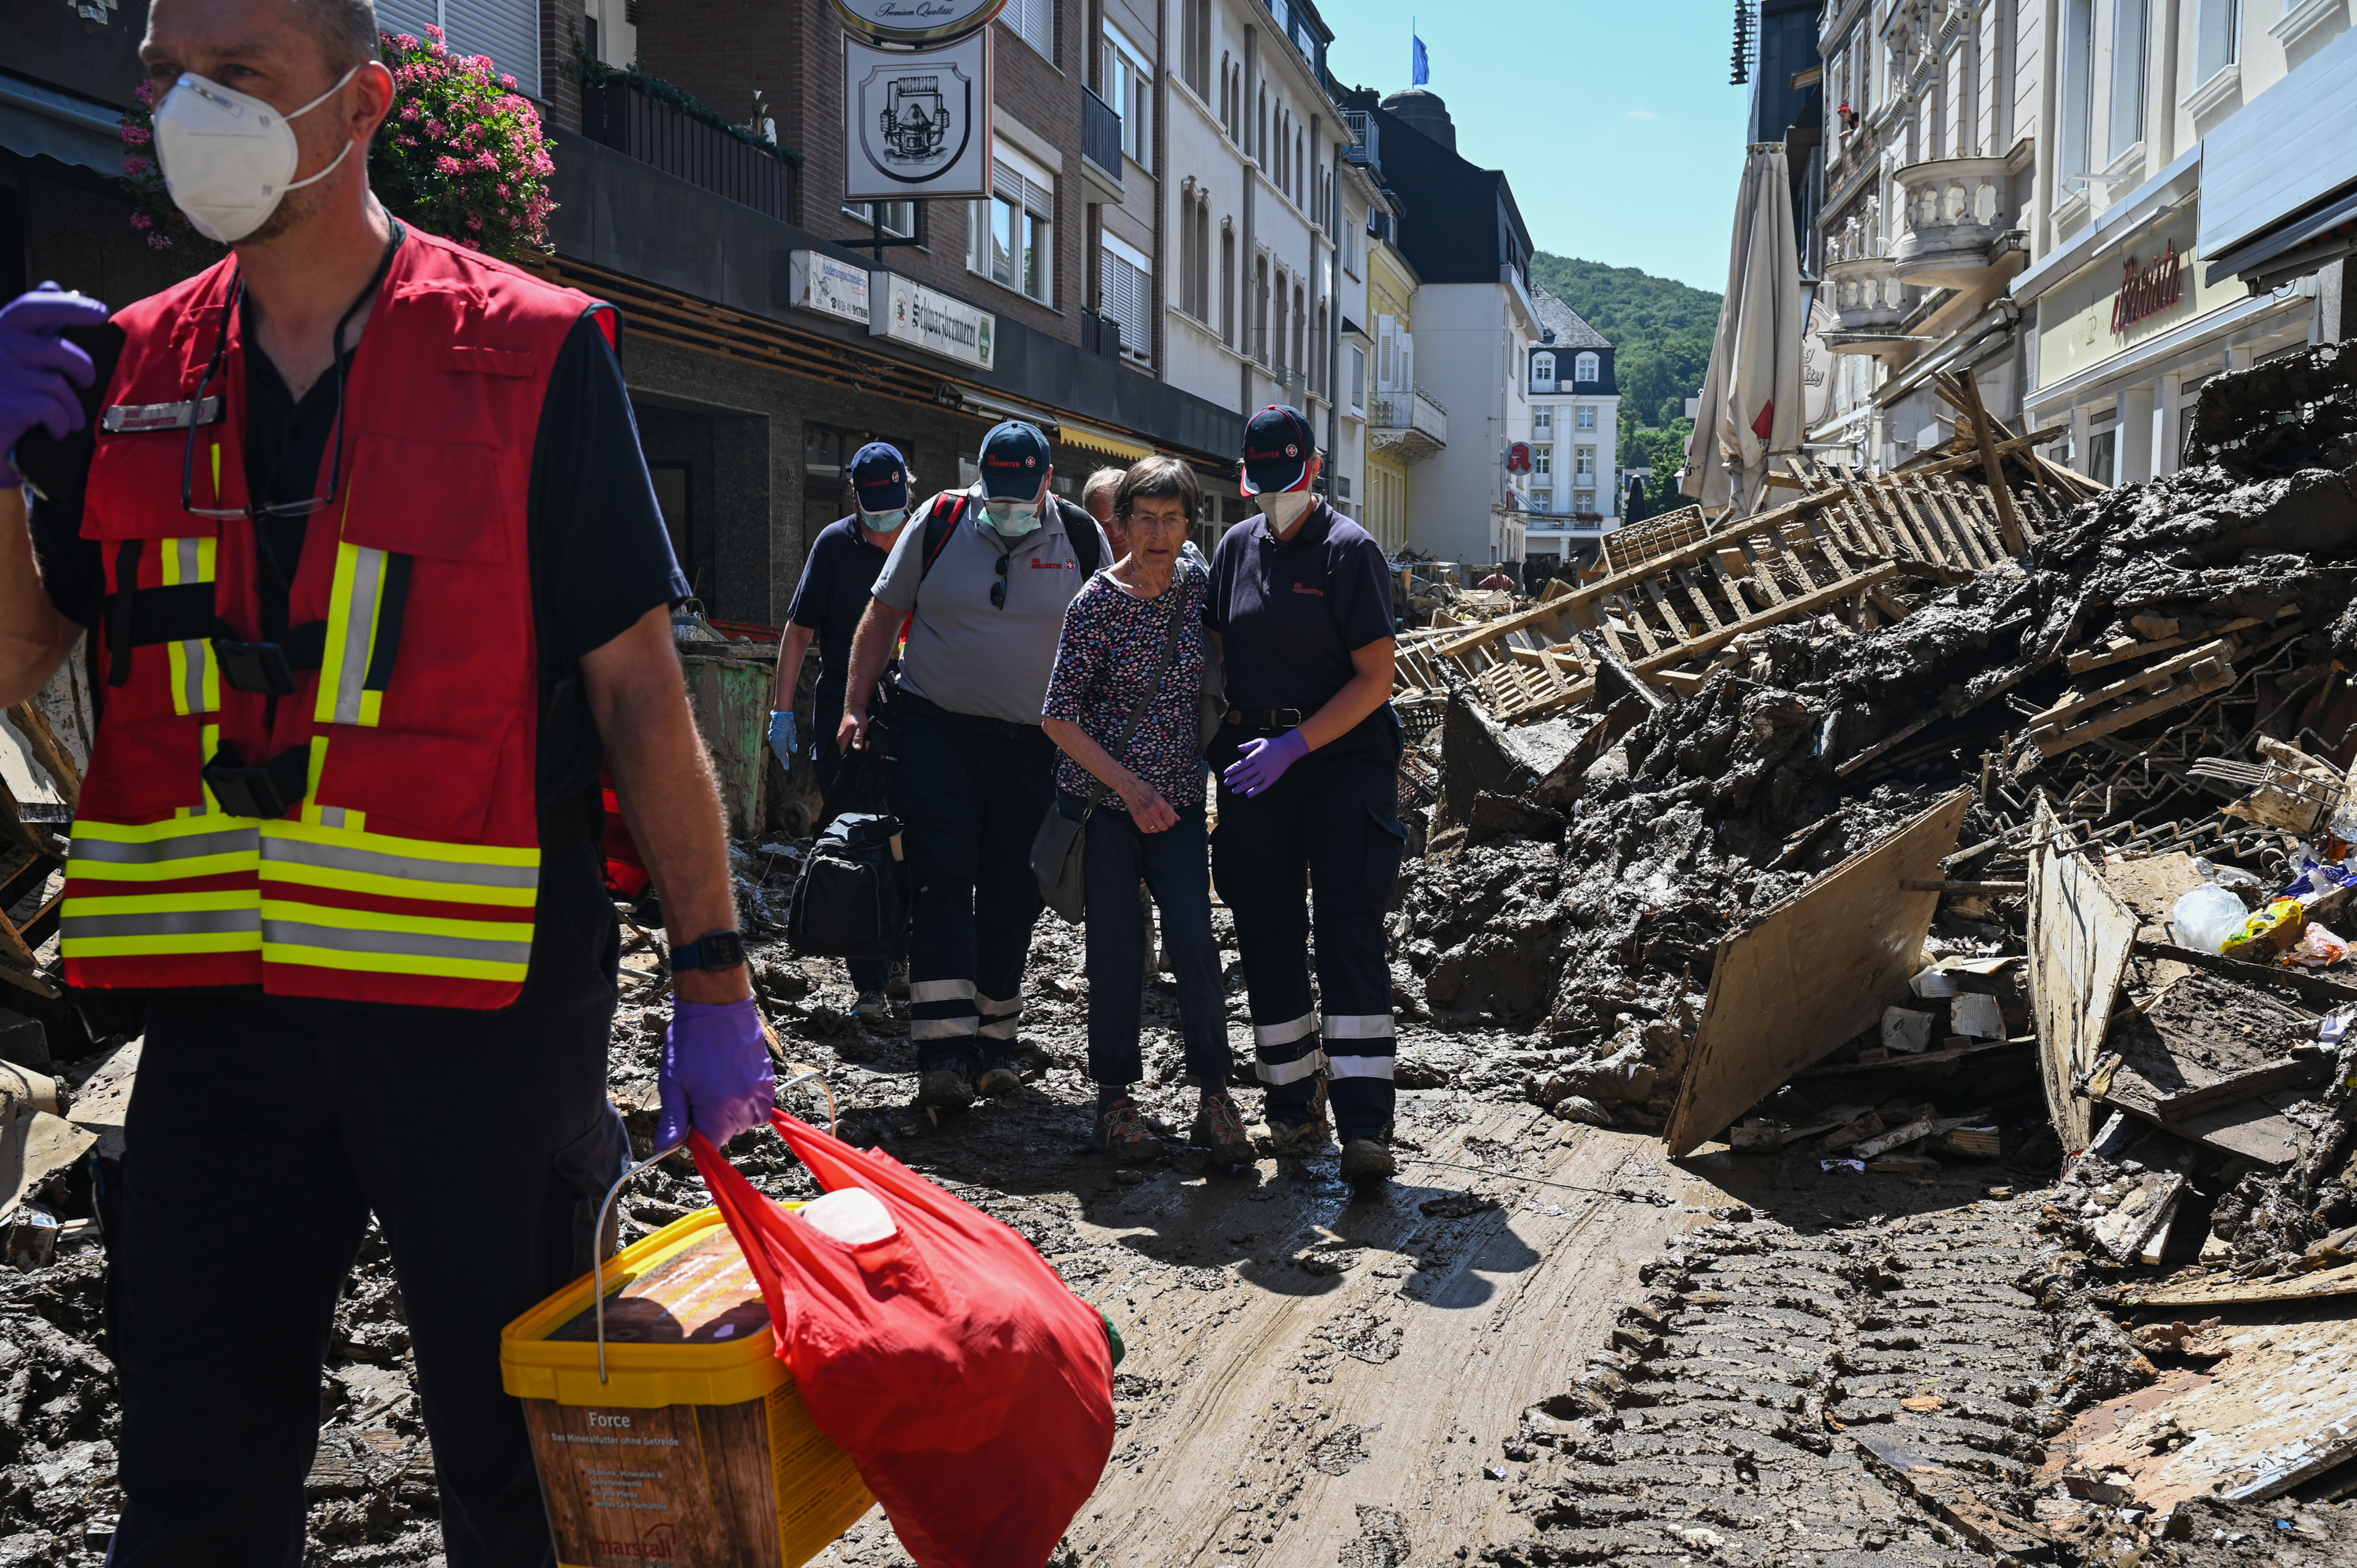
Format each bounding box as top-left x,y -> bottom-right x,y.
1258,490 -> 1315,530
153,66 -> 361,243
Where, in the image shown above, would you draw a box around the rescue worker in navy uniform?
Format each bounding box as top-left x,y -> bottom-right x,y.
771,441 -> 913,1021
1208,406 -> 1407,1185
0,0 -> 770,1560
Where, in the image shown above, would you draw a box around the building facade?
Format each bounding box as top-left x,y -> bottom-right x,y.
1343,86 -> 1538,569
2011,0 -> 2350,487
1358,202 -> 1422,555
1522,290 -> 1621,571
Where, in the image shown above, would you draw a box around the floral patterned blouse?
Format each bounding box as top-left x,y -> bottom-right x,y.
1042,558 -> 1210,813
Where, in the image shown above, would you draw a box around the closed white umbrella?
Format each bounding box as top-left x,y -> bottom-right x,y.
1683,143 -> 1805,515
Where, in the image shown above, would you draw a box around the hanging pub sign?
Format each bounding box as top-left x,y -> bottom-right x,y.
844,31 -> 993,202
2110,241 -> 2183,335
830,0 -> 1006,46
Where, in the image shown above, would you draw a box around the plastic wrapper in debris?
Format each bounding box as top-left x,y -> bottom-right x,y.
2222,897 -> 2307,958
2287,923 -> 2351,969
2172,884 -> 2251,954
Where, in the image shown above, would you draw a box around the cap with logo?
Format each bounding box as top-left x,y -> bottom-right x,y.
849,441 -> 910,513
1240,405 -> 1317,496
977,420 -> 1052,500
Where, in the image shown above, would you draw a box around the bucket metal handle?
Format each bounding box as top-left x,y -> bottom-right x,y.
589,1065 -> 836,1383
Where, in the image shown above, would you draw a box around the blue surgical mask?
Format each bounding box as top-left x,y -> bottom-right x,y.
983,498 -> 1043,537
860,507 -> 908,533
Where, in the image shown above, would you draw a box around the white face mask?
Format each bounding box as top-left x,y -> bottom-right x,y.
982,498 -> 1043,537
1258,490 -> 1315,529
860,507 -> 908,533
153,66 -> 361,244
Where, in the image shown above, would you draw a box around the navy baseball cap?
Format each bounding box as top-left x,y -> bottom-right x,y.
977,420 -> 1052,500
1240,405 -> 1315,495
849,441 -> 909,512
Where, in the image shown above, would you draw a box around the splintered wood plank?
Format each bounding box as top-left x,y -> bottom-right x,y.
1798,511 -> 1859,577
1662,786 -> 1974,1156
1703,553 -> 1756,623
2128,1261 -> 2357,1310
2027,659 -> 2237,758
2027,795 -> 2137,1155
1732,540 -> 1787,606
2030,639 -> 2233,731
1915,477 -> 1993,570
1674,567 -> 1725,633
1631,562 -> 1900,675
1611,592 -> 1666,658
1640,577 -> 1693,647
1882,479 -> 1952,569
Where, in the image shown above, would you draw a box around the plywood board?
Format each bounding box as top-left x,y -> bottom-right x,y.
1662,786 -> 1973,1156
2028,797 -> 2139,1156
2128,1259 -> 2357,1310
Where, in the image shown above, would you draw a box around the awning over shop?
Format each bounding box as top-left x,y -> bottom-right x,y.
2205,183 -> 2357,295
1057,421 -> 1154,463
2198,22 -> 2357,292
0,72 -> 126,177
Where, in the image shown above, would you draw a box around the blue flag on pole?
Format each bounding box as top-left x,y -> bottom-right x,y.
1412,29 -> 1430,86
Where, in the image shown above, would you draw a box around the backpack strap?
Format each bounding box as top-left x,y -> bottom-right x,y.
900,491 -> 970,645
1063,497 -> 1102,577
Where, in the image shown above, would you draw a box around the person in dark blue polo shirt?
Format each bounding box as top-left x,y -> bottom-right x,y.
1207,406 -> 1408,1185
772,441 -> 911,1020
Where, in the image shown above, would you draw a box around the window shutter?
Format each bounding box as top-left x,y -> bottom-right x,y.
376,0 -> 434,43
442,0 -> 541,98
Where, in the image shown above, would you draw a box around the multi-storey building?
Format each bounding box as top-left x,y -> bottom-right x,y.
1521,291 -> 1620,573
1342,86 -> 1538,569
2009,0 -> 2351,486
1357,188 -> 1424,556
1160,0 -> 1346,544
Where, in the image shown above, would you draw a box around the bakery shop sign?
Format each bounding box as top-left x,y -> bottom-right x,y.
2110,241 -> 2183,335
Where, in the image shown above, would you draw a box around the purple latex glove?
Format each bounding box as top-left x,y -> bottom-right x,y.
656,997 -> 775,1149
1222,727 -> 1310,798
0,285 -> 112,486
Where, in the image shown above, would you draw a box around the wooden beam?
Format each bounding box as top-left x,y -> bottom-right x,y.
2028,795 -> 2139,1155
6,703 -> 79,807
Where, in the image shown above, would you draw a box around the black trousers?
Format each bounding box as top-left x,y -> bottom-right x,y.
1210,716 -> 1407,1141
104,841 -> 631,1568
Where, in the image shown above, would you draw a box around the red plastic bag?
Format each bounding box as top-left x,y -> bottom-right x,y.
690,1113 -> 1114,1568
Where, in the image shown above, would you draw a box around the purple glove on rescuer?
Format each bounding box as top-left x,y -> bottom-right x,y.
1222,728 -> 1310,798
656,997 -> 775,1149
0,285 -> 113,486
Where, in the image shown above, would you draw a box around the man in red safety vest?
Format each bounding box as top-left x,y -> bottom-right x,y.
0,0 -> 771,1560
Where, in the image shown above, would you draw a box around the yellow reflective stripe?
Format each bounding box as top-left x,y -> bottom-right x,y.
65,931 -> 262,958
316,539 -> 388,727
258,859 -> 537,907
258,941 -> 529,981
258,899 -> 532,945
260,817 -> 540,870
64,891 -> 255,917
209,441 -> 221,503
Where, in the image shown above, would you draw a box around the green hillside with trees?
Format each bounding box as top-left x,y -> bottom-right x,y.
1530,253 -> 1718,433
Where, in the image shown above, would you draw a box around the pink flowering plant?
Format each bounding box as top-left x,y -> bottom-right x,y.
118,27 -> 555,262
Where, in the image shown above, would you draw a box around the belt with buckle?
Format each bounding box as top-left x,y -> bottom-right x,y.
1226,708 -> 1305,730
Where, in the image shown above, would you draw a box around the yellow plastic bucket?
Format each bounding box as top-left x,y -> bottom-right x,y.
500,1206 -> 873,1567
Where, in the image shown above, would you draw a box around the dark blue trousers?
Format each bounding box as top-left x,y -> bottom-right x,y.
1210,718 -> 1407,1141
808,691 -> 890,995
1079,798 -> 1229,1089
898,705 -> 1055,1072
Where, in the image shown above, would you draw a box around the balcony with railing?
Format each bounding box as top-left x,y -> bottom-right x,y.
1367,388 -> 1447,464
1081,85 -> 1124,204
1889,156 -> 2011,288
581,76 -> 792,221
1343,108 -> 1381,176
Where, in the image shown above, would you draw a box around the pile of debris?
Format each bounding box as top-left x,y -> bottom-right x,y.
1393,340 -> 2357,1542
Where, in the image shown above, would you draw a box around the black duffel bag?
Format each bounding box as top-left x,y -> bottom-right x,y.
788,813 -> 907,958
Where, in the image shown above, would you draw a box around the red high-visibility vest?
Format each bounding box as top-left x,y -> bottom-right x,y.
61,229 -> 608,1009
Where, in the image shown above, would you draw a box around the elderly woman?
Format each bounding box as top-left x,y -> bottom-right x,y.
1041,457 -> 1245,1167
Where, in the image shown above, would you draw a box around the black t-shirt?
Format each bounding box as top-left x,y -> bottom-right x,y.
29,295 -> 691,818
784,514 -> 893,720
1204,499 -> 1398,713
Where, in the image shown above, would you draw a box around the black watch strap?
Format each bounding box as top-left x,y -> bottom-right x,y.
675,929 -> 747,972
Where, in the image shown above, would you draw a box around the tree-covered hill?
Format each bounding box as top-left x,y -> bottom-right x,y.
1530,254 -> 1719,432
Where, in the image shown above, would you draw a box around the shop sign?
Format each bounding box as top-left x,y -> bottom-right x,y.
871,273 -> 995,369
785,251 -> 872,327
2110,242 -> 2183,335
830,0 -> 1005,46
844,32 -> 992,201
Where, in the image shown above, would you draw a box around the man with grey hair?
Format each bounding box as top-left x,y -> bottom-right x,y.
1082,463 -> 1126,551
0,0 -> 758,1562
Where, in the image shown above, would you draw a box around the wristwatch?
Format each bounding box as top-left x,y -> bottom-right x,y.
673,929 -> 748,973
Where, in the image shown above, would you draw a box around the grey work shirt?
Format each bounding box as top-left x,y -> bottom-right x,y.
871,485 -> 1110,726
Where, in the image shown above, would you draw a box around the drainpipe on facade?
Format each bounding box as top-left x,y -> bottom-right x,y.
1241,26 -> 1258,423
1325,131 -> 1341,494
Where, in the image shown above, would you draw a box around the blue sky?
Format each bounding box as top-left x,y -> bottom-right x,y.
1322,2 -> 1753,292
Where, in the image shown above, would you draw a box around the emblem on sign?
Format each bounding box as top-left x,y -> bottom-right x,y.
844,34 -> 993,202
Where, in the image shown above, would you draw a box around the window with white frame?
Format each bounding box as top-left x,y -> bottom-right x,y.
2110,0 -> 2148,159
1574,351 -> 1599,383
1101,233 -> 1153,363
1102,24 -> 1152,171
1350,344 -> 1366,413
1533,445 -> 1552,476
970,148 -> 1054,305
1531,489 -> 1552,513
999,0 -> 1054,64
1574,489 -> 1596,514
843,200 -> 915,238
1534,406 -> 1552,434
1530,350 -> 1556,390
2194,0 -> 2239,82
1574,445 -> 1596,480
1575,403 -> 1596,430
